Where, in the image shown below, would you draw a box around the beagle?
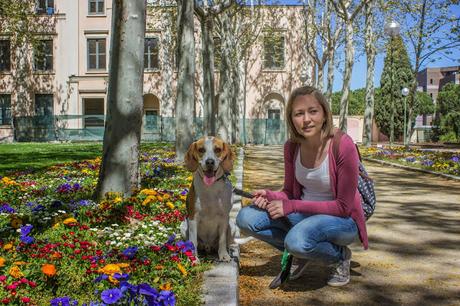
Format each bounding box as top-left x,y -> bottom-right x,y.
181,136 -> 235,262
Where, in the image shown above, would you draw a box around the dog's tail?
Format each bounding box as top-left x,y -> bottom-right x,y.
233,236 -> 255,245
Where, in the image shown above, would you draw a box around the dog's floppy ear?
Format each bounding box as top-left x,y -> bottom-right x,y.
221,143 -> 234,173
184,142 -> 199,172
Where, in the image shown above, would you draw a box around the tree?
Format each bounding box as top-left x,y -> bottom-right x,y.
331,88 -> 366,116
330,0 -> 368,132
95,0 -> 146,200
396,0 -> 460,140
375,35 -> 413,141
175,0 -> 196,161
434,83 -> 460,142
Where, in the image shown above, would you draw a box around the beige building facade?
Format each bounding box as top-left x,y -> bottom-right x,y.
1,1 -> 371,144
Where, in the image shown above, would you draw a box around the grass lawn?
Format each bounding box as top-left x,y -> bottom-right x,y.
0,142 -> 104,175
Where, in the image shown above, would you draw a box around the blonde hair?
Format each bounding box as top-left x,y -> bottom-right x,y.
285,86 -> 334,143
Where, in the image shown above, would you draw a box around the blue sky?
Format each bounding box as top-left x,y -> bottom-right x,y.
255,0 -> 460,91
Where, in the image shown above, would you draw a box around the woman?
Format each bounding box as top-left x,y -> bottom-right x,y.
236,86 -> 368,287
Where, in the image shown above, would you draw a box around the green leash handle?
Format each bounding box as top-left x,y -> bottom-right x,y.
269,250 -> 293,289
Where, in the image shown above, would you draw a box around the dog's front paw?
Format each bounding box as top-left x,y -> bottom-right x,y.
218,252 -> 232,262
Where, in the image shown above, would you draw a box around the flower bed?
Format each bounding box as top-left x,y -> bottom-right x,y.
359,145 -> 460,177
0,144 -> 206,305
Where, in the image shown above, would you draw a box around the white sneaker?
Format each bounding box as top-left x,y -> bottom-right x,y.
327,246 -> 352,287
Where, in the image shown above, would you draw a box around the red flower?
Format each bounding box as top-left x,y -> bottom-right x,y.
1,298 -> 11,304
20,297 -> 31,303
28,281 -> 37,288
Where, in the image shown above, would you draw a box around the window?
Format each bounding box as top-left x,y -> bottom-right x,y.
430,78 -> 433,84
87,39 -> 106,70
36,0 -> 54,14
0,40 -> 10,72
88,0 -> 104,15
34,40 -> 53,71
84,98 -> 104,127
263,32 -> 285,70
267,109 -> 281,130
144,37 -> 159,70
144,110 -> 158,130
35,94 -> 53,116
0,94 -> 11,125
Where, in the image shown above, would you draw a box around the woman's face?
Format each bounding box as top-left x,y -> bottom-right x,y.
291,94 -> 325,139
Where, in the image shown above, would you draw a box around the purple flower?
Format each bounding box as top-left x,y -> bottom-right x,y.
20,235 -> 34,244
20,224 -> 33,236
0,204 -> 15,213
138,283 -> 158,297
166,234 -> 176,245
101,288 -> 123,304
422,159 -> 434,167
452,156 -> 459,163
158,290 -> 176,306
57,183 -> 73,193
177,240 -> 195,252
32,204 -> 45,212
405,156 -> 416,163
50,297 -> 74,306
94,274 -> 108,283
122,246 -> 138,259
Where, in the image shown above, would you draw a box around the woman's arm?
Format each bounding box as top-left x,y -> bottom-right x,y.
282,135 -> 359,217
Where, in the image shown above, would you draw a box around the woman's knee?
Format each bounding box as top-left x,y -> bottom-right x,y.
284,231 -> 316,258
236,206 -> 257,232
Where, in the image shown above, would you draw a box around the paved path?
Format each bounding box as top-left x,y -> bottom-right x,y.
239,145 -> 460,306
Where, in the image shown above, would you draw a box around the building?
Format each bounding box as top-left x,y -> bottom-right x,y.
416,65 -> 460,125
1,1 -> 367,144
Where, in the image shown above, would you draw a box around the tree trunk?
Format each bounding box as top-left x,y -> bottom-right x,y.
217,12 -> 232,143
95,0 -> 146,200
339,20 -> 354,132
325,48 -> 335,107
363,0 -> 376,146
161,8 -> 174,118
201,15 -> 216,136
175,0 -> 195,161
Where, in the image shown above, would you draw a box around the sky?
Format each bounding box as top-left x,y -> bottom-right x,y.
253,0 -> 460,92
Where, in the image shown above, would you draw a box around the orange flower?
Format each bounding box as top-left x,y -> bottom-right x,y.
0,257 -> 5,267
63,217 -> 78,225
98,264 -> 121,275
42,264 -> 56,277
177,263 -> 188,276
3,243 -> 13,251
160,283 -> 172,291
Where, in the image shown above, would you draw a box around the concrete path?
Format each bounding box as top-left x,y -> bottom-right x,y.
239,145 -> 460,306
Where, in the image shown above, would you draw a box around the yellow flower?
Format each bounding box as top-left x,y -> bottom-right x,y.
160,283 -> 172,291
0,257 -> 5,267
177,263 -> 188,276
108,275 -> 119,285
10,216 -> 23,229
163,194 -> 170,200
156,196 -> 164,202
140,189 -> 157,196
98,263 -> 129,275
116,263 -> 130,268
113,197 -> 123,204
142,196 -> 156,206
186,176 -> 193,182
9,266 -> 24,278
63,217 -> 78,225
82,168 -> 91,174
3,243 -> 13,251
166,202 -> 175,209
180,195 -> 187,201
53,222 -> 61,229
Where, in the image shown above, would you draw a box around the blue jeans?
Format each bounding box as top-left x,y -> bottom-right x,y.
236,205 -> 358,265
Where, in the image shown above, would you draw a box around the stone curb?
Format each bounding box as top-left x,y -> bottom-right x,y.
364,157 -> 460,181
202,147 -> 244,306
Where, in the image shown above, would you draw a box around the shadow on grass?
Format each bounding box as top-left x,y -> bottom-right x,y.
0,143 -> 103,175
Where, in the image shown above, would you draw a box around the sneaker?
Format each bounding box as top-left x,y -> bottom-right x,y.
289,257 -> 310,280
327,246 -> 352,287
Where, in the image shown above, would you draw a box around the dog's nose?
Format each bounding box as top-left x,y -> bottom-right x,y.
205,158 -> 215,168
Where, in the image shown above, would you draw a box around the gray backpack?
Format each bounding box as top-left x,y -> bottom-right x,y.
332,130 -> 376,220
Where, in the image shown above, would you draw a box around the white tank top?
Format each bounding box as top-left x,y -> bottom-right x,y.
295,151 -> 334,201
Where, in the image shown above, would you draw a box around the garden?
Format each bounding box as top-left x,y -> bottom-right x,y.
360,145 -> 460,177
0,143 -> 208,305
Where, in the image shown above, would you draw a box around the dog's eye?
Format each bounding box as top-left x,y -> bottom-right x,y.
198,148 -> 205,154
214,148 -> 222,153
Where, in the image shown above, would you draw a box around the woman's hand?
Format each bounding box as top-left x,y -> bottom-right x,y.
252,189 -> 269,210
267,200 -> 285,219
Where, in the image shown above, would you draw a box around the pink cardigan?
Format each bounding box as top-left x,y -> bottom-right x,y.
265,133 -> 368,249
